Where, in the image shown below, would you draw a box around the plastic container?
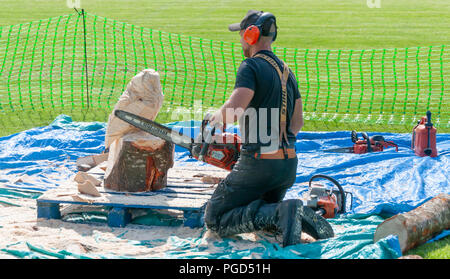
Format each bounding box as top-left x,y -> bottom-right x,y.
412,111 -> 438,157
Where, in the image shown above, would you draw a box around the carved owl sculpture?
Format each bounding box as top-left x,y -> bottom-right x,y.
105,69 -> 164,149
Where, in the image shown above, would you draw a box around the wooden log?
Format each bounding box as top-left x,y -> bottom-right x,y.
374,194 -> 450,253
104,131 -> 174,192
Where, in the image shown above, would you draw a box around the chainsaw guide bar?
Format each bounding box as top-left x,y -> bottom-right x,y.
114,109 -> 194,150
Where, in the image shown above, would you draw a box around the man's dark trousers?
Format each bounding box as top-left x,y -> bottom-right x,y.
204,147 -> 298,236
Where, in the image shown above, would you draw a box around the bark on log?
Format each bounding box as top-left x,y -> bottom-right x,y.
374,193 -> 450,253
104,131 -> 174,192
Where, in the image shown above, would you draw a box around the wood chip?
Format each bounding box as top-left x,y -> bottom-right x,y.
98,161 -> 108,171
74,171 -> 102,187
71,195 -> 95,204
77,180 -> 101,197
200,175 -> 222,184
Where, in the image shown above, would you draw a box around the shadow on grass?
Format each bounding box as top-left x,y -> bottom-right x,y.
0,108 -> 111,137
1,108 -> 448,137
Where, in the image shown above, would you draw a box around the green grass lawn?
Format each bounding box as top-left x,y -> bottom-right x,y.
0,0 -> 449,50
405,236 -> 449,259
0,0 -> 448,135
0,0 -> 448,259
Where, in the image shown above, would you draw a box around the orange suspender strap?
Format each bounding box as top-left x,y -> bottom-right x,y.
253,53 -> 290,152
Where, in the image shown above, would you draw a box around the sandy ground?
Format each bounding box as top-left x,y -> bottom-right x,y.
0,182 -> 319,259
0,159 -> 318,259
0,197 -> 250,258
0,195 -> 320,259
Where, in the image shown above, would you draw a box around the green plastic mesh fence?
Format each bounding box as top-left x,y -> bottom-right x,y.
0,11 -> 448,135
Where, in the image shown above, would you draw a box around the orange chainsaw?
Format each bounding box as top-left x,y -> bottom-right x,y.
305,175 -> 353,218
324,131 -> 398,154
114,110 -> 241,171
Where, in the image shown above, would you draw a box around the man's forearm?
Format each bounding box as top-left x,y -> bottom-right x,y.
210,87 -> 254,125
290,98 -> 304,135
217,101 -> 244,124
290,119 -> 304,135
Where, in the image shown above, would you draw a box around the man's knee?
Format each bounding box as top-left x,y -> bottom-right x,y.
203,179 -> 230,230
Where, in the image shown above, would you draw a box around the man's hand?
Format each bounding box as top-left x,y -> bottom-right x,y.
203,111 -> 225,132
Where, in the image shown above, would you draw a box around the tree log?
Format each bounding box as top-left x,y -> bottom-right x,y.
374,194 -> 450,252
104,131 -> 174,192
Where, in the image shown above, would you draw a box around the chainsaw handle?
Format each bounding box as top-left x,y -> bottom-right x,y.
201,113 -> 225,141
351,130 -> 358,143
309,174 -> 346,213
371,135 -> 385,142
200,113 -> 212,142
361,132 -> 372,152
198,126 -> 216,161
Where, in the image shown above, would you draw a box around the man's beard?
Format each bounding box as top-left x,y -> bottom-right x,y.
242,46 -> 251,58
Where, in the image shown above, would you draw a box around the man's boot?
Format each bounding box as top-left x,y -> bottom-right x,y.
254,199 -> 334,246
254,199 -> 304,247
300,205 -> 335,240
215,199 -> 334,247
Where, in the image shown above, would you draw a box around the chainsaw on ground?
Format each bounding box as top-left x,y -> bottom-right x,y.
324,131 -> 398,154
305,175 -> 353,218
114,110 -> 241,171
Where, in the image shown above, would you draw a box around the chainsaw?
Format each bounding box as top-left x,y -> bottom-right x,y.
324,131 -> 398,154
305,175 -> 353,218
114,110 -> 241,171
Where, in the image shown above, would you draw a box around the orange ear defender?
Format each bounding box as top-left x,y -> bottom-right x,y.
243,26 -> 261,45
243,12 -> 277,45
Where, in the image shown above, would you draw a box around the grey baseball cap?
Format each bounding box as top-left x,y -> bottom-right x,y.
228,10 -> 263,32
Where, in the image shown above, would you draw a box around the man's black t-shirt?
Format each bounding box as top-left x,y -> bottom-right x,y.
234,50 -> 301,150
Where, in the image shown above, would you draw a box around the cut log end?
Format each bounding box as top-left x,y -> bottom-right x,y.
374,215 -> 408,251
374,194 -> 450,253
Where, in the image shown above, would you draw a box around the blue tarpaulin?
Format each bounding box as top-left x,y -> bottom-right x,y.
0,115 -> 448,259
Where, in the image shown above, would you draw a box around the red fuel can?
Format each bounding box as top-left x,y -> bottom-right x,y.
412,111 -> 438,157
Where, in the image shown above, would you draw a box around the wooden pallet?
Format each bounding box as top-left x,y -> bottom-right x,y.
37,161 -> 228,228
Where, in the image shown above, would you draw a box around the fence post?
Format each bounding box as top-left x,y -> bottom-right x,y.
81,9 -> 90,108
